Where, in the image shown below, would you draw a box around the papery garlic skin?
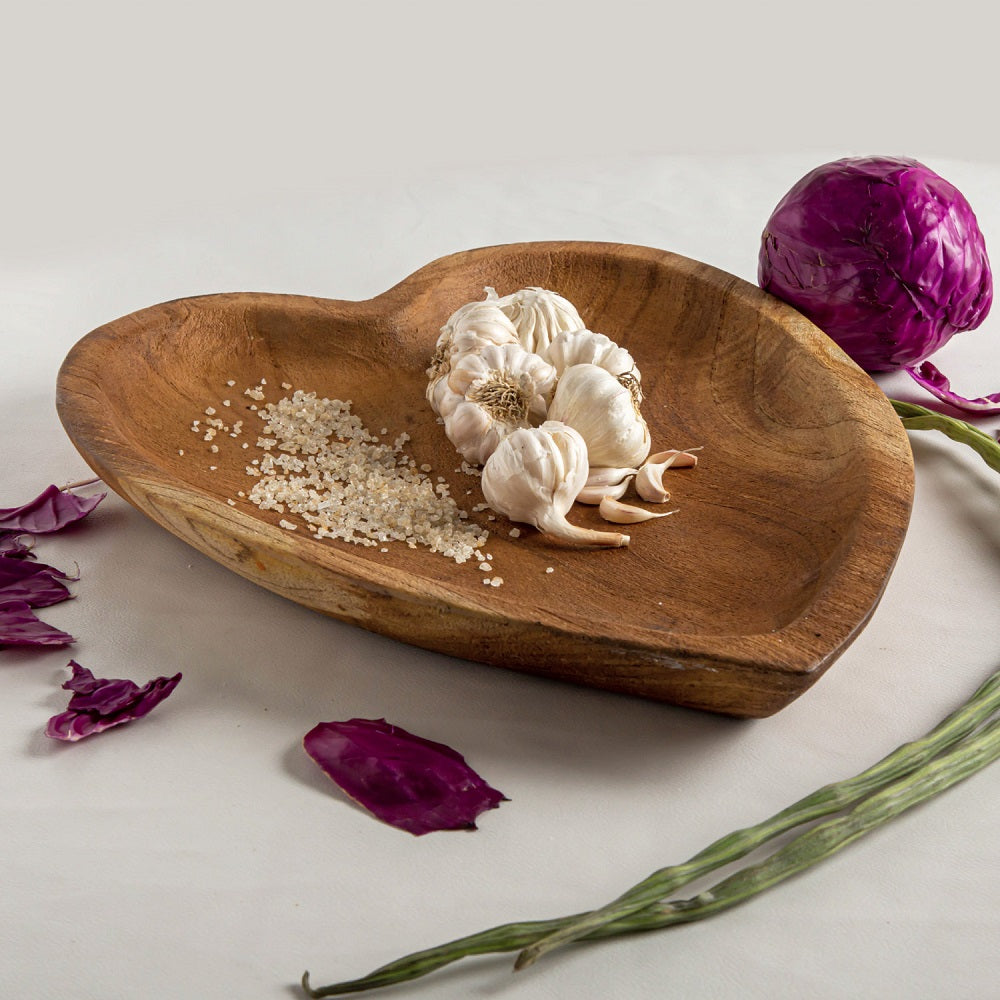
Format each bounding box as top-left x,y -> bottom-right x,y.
482,421 -> 629,548
442,344 -> 558,466
492,287 -> 585,355
543,328 -> 638,380
548,364 -> 651,469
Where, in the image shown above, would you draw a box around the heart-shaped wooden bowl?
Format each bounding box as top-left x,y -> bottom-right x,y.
56,242 -> 913,717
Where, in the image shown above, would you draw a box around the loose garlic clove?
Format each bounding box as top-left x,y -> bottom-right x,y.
599,496 -> 677,524
585,466 -> 640,488
649,448 -> 701,469
576,465 -> 638,504
635,463 -> 669,503
576,476 -> 633,505
635,448 -> 701,502
482,421 -> 630,548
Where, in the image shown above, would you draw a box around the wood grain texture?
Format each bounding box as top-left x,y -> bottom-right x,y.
56,242 -> 914,717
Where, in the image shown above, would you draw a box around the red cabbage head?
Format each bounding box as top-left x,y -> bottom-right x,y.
758,156 -> 992,371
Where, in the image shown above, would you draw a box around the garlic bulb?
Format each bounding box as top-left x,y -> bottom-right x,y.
481,421 -> 629,548
491,287 -> 585,355
543,328 -> 638,381
635,449 -> 700,503
598,496 -> 676,524
427,300 -> 519,415
547,363 -> 651,468
442,344 -> 558,465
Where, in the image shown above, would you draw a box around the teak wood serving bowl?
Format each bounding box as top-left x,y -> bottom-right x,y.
56,242 -> 914,717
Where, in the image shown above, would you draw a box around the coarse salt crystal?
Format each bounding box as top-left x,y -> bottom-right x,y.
234,391 -> 488,566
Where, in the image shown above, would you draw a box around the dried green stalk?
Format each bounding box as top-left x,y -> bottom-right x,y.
587,715 -> 1000,938
514,668 -> 1000,967
892,399 -> 1000,473
301,399 -> 1000,997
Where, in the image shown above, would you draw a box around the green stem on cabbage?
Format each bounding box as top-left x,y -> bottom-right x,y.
300,400 -> 1000,998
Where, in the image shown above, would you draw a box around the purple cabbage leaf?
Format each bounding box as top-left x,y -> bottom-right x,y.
303,717 -> 507,836
0,556 -> 75,607
0,601 -> 75,647
0,484 -> 105,535
906,361 -> 1000,415
45,661 -> 182,742
0,532 -> 35,558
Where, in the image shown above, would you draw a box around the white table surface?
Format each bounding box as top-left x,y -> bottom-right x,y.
3,5 -> 999,998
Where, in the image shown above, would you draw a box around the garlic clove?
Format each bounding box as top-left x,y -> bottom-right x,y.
585,466 -> 640,488
646,448 -> 701,469
443,401 -> 509,465
426,372 -> 462,419
635,448 -> 701,502
598,496 -> 677,524
576,465 -> 638,504
635,463 -> 669,503
576,476 -> 633,505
